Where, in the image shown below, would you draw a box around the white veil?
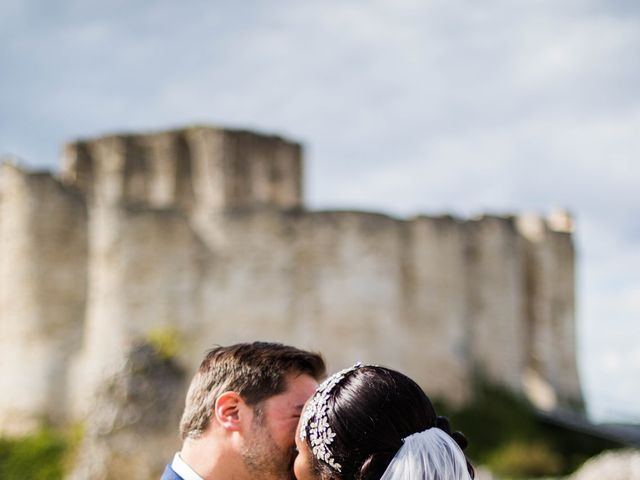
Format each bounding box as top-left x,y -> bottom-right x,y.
379,428 -> 472,480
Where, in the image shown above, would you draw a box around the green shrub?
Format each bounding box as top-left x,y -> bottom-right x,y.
487,441 -> 563,478
437,384 -> 540,461
0,429 -> 67,479
435,383 -> 622,477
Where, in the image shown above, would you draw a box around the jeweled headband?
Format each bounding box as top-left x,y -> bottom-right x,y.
300,362 -> 363,472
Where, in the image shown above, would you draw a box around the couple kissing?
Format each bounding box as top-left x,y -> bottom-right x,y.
161,342 -> 474,480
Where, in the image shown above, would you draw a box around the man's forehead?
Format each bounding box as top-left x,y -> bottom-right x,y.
269,374 -> 318,408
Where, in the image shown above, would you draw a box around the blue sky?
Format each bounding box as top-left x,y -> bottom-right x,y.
1,0 -> 639,422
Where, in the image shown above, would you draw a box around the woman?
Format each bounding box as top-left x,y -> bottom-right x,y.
294,364 -> 474,480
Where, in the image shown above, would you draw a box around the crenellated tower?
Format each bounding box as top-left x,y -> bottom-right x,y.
61,127 -> 303,211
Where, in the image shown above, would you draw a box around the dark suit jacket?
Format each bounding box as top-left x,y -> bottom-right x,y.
160,464 -> 183,480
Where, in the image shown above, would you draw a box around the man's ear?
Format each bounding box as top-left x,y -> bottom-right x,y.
214,391 -> 244,432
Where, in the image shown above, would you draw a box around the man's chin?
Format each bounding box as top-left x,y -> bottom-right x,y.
284,457 -> 297,480
262,454 -> 296,480
270,466 -> 296,480
283,453 -> 298,480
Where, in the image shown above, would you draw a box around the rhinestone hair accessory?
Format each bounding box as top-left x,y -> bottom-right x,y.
300,362 -> 363,472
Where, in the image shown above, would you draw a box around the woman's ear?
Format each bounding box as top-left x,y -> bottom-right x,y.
214,391 -> 243,431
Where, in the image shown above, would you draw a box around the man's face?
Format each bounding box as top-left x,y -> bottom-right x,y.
242,373 -> 318,480
293,400 -> 319,480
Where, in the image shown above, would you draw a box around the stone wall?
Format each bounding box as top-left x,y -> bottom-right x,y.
0,163 -> 87,434
517,213 -> 579,409
69,343 -> 187,480
465,216 -> 528,392
0,126 -> 583,438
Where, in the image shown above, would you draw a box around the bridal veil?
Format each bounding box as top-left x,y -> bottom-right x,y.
379,428 -> 472,480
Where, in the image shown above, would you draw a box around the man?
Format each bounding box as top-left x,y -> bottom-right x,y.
161,341 -> 326,480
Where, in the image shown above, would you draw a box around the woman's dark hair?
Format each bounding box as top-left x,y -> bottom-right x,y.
304,366 -> 474,480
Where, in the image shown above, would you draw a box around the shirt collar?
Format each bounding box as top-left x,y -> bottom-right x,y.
171,452 -> 204,480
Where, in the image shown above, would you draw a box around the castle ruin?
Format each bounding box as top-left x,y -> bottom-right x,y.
0,126 -> 581,438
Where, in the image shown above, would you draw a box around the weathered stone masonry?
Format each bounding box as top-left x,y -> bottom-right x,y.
0,126 -> 581,437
